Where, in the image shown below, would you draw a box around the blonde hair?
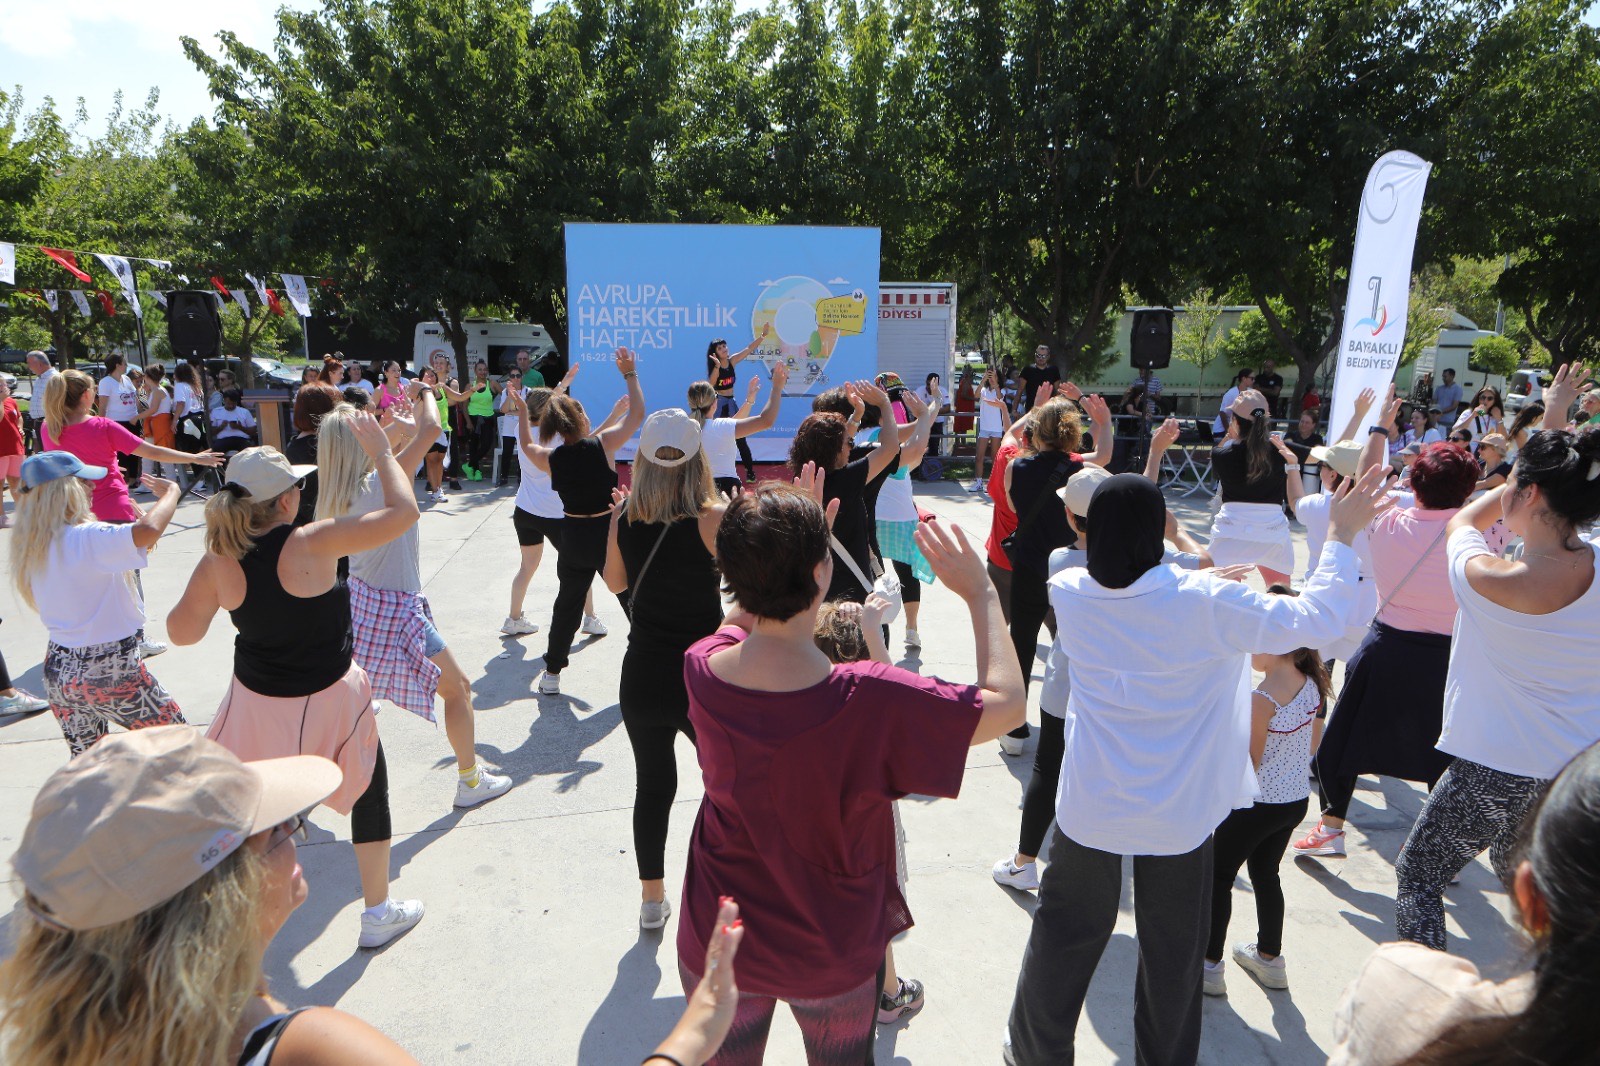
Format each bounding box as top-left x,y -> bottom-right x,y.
0,845 -> 266,1066
1031,397 -> 1083,453
814,602 -> 870,664
44,369 -> 94,441
687,381 -> 717,424
204,488 -> 290,561
626,446 -> 714,526
8,476 -> 93,612
313,404 -> 374,521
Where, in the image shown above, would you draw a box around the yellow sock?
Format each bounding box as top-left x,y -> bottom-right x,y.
458,763 -> 480,788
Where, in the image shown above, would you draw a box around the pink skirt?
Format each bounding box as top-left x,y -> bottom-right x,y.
206,662 -> 379,815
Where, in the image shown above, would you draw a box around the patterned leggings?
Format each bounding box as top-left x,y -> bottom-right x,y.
1395,757 -> 1549,951
44,633 -> 185,756
679,959 -> 879,1066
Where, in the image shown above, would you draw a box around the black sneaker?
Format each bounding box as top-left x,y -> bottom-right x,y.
448,478 -> 463,491
877,977 -> 925,1024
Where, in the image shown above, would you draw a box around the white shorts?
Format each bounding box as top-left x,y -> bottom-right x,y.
978,427 -> 1002,439
1207,501 -> 1294,575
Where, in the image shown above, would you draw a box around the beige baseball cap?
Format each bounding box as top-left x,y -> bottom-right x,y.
1229,388 -> 1271,421
637,409 -> 702,468
223,446 -> 315,500
1310,439 -> 1365,478
1058,464 -> 1113,517
12,726 -> 340,932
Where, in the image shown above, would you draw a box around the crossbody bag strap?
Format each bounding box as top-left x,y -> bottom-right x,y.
1377,521 -> 1452,617
624,501 -> 672,601
830,534 -> 878,590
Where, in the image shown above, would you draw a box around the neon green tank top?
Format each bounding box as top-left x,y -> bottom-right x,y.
467,382 -> 494,416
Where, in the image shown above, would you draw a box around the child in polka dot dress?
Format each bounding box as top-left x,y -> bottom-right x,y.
1203,584 -> 1330,997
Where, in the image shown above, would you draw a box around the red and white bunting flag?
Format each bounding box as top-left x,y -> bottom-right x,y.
210,275 -> 231,298
265,288 -> 286,316
40,247 -> 93,283
94,290 -> 117,316
69,290 -> 92,317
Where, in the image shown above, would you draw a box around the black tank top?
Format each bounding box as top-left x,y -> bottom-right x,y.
229,525 -> 353,697
710,360 -> 736,392
1009,450 -> 1082,576
618,511 -> 723,648
1212,443 -> 1286,505
549,436 -> 617,515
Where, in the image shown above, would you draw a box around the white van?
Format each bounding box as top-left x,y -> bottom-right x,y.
1504,367 -> 1550,417
413,319 -> 559,378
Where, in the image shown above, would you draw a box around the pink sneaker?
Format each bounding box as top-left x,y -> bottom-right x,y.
1292,821 -> 1346,857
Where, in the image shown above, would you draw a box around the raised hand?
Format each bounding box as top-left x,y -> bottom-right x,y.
140,473 -> 178,497
615,347 -> 638,376
1079,393 -> 1112,425
559,364 -> 580,391
745,376 -> 761,401
901,388 -> 927,419
913,518 -> 990,603
1152,417 -> 1181,452
793,460 -> 825,507
859,594 -> 890,633
1060,380 -> 1083,402
349,410 -> 394,461
853,380 -> 891,409
1542,360 -> 1591,419
844,383 -> 866,421
770,362 -> 790,390
1271,433 -> 1299,462
188,450 -> 225,468
1034,383 -> 1053,410
1378,383 -> 1403,430
1329,463 -> 1398,543
1352,387 -> 1378,420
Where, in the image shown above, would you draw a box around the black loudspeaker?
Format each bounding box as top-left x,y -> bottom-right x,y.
166,291 -> 223,360
1130,308 -> 1174,371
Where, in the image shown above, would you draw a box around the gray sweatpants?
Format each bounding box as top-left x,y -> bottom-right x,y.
1007,831 -> 1213,1066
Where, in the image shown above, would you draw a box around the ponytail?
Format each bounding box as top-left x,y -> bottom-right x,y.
539,394 -> 588,441
203,489 -> 286,561
1265,585 -> 1332,706
1242,412 -> 1274,484
687,381 -> 716,424
44,370 -> 93,442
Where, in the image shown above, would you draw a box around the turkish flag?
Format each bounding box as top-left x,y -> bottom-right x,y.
265,288 -> 286,316
95,289 -> 116,316
211,275 -> 231,298
39,247 -> 92,283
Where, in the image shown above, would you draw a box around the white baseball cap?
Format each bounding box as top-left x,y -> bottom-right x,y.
637,409 -> 702,468
1059,464 -> 1113,517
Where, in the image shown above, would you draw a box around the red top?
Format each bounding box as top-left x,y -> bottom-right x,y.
984,440 -> 1022,569
0,398 -> 22,456
678,627 -> 982,998
43,417 -> 142,522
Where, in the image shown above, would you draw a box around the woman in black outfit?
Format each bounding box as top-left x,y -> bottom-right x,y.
603,408 -> 728,931
518,349 -> 645,696
1283,408 -> 1325,501
706,326 -> 770,483
1206,389 -> 1294,584
786,380 -> 901,602
283,383 -> 342,524
1001,394 -> 1114,753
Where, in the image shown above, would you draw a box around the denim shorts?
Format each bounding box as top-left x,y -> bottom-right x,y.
421,616 -> 448,658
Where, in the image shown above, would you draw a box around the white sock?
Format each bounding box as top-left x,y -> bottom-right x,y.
364,899 -> 392,920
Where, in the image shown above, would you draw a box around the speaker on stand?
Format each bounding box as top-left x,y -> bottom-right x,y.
165,291 -> 225,497
1128,308 -> 1174,474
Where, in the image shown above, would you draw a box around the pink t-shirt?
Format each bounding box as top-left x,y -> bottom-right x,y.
42,417 -> 142,522
678,627 -> 982,999
1369,506 -> 1459,634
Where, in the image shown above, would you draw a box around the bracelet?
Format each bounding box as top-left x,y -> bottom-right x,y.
1367,425 -> 1388,436
1283,463 -> 1300,471
643,1056 -> 686,1066
623,372 -> 638,380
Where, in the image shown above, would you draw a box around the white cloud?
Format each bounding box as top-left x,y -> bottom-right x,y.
828,277 -> 849,284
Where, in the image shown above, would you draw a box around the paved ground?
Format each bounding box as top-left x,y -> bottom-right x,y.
0,474 -> 1523,1064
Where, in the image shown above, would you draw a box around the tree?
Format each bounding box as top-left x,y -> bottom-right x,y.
1401,292 -> 1453,369
1170,289 -> 1225,405
1470,333 -> 1521,380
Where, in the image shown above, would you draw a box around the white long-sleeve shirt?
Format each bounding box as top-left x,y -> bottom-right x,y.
1051,540 -> 1359,855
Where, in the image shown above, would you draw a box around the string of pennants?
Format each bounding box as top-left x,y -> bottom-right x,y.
0,241 -> 331,321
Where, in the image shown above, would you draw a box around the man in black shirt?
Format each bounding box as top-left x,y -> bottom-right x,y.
1256,359 -> 1285,418
1018,346 -> 1061,413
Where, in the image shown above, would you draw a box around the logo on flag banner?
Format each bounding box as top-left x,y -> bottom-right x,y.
245,273 -> 274,310
43,289 -> 59,311
231,289 -> 252,319
1327,151 -> 1433,440
0,241 -> 14,285
280,274 -> 312,317
94,290 -> 117,316
69,290 -> 92,317
95,254 -> 142,319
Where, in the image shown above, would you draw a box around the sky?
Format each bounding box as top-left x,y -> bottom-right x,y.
3,0 -> 1598,132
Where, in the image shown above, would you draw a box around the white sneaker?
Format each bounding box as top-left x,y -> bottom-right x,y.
500,614 -> 539,636
454,768 -> 513,808
998,732 -> 1027,757
538,672 -> 561,695
1232,943 -> 1289,990
1203,960 -> 1227,996
0,691 -> 49,715
138,639 -> 168,659
991,858 -> 1040,891
905,629 -> 922,649
580,614 -> 608,636
640,898 -> 672,930
358,898 -> 425,948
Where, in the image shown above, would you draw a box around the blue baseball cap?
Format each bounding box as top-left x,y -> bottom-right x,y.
21,451 -> 109,488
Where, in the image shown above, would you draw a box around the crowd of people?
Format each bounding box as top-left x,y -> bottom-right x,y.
1,339 -> 1599,1066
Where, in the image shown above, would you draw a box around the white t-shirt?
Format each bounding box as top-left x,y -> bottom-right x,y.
515,431 -> 564,519
1050,540 -> 1359,855
171,381 -> 196,417
1295,491 -> 1375,582
98,374 -> 139,421
1039,545 -> 1201,718
211,406 -> 256,440
31,523 -> 149,648
917,386 -> 944,426
32,367 -> 57,418
1438,528 -> 1600,779
497,385 -> 525,439
978,389 -> 1003,434
1213,386 -> 1241,435
701,418 -> 740,480
348,378 -> 376,395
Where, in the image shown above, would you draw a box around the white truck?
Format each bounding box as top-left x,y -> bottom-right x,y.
877,282 -> 957,390
413,319 -> 559,377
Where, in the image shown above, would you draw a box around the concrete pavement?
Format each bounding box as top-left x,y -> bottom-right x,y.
0,475 -> 1523,1064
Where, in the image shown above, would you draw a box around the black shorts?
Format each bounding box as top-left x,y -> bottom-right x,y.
512,506 -> 564,547
428,441 -> 448,455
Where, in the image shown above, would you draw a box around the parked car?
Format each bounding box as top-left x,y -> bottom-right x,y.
1504,367 -> 1550,417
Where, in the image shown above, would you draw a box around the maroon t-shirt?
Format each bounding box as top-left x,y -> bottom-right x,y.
677,627 -> 982,999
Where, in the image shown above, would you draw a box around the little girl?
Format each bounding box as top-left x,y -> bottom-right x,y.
813,595 -> 927,1027
1203,583 -> 1328,997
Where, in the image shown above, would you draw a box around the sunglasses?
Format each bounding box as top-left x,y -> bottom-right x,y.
266,812 -> 310,853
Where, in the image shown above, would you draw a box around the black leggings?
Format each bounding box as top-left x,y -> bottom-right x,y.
115,421 -> 141,482
891,558 -> 921,604
620,642 -> 699,881
1017,712 -> 1066,858
1206,796 -> 1308,960
544,516 -> 608,674
499,436 -> 520,483
1008,567 -> 1052,695
469,415 -> 496,470
350,741 -> 392,845
0,646 -> 11,690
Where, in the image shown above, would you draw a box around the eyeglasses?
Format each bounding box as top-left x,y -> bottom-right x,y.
267,813 -> 309,853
